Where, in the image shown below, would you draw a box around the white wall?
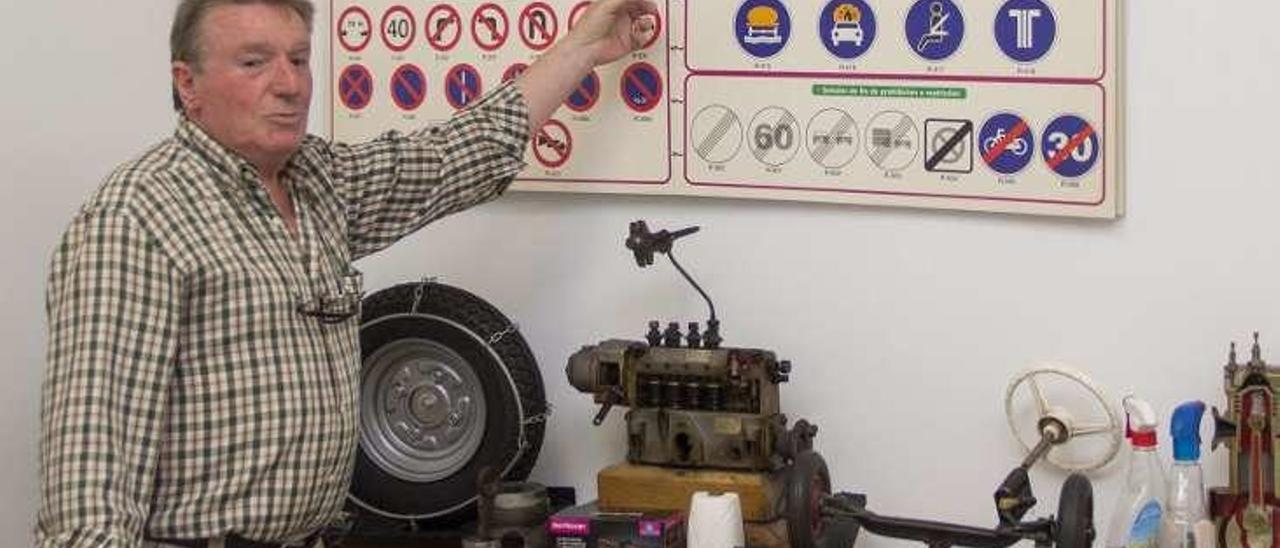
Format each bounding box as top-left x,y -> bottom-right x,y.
4,1 -> 1280,546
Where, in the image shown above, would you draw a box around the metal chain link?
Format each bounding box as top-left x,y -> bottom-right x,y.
410,276 -> 438,313
488,323 -> 519,345
522,402 -> 553,427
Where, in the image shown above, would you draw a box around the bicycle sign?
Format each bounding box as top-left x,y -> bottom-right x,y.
979,112 -> 1034,175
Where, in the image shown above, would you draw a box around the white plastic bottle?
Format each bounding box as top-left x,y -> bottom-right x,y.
1105,397 -> 1167,548
1160,400 -> 1211,548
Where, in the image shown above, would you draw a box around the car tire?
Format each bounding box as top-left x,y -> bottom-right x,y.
348,281 -> 547,522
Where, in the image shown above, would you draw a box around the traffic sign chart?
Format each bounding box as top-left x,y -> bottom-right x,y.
748,106 -> 802,167
380,5 -> 416,52
620,63 -> 663,113
866,111 -> 919,171
994,0 -> 1056,63
819,0 -> 877,60
520,2 -> 559,51
1041,115 -> 1100,178
979,112 -> 1035,175
471,3 -> 510,51
338,64 -> 374,111
425,4 -> 463,52
691,105 -> 745,164
337,6 -> 372,52
533,120 -> 573,168
806,108 -> 859,169
444,64 -> 483,110
736,0 -> 791,59
565,71 -> 601,112
924,119 -> 974,174
905,0 -> 964,61
390,64 -> 427,111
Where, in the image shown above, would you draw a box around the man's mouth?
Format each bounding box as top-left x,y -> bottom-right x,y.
267,113 -> 305,124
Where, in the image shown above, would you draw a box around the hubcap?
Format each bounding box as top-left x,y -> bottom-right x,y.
360,338 -> 488,483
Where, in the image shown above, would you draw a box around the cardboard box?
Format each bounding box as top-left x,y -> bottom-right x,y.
547,501 -> 685,548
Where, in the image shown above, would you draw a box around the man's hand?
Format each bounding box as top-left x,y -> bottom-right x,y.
515,0 -> 661,133
562,0 -> 660,67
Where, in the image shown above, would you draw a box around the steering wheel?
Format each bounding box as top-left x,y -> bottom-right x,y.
1004,365 -> 1122,473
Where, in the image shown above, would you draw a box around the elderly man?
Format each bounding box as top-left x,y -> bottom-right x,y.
36,0 -> 658,546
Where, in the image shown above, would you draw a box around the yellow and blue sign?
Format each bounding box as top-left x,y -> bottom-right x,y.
735,0 -> 791,59
819,1 -> 876,60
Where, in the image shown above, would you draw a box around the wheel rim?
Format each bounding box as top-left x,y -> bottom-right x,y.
360,338 -> 488,483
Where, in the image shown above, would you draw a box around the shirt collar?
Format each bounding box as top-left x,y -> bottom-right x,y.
174,116 -> 261,184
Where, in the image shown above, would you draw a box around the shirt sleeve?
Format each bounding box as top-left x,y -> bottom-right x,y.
327,81 -> 531,260
37,208 -> 182,548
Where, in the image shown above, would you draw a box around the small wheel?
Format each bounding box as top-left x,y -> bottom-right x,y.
786,451 -> 832,548
1055,473 -> 1095,548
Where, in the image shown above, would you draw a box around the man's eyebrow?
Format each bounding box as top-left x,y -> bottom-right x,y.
236,42 -> 275,55
234,42 -> 310,56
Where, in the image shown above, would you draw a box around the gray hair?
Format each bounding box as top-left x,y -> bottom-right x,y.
170,0 -> 315,111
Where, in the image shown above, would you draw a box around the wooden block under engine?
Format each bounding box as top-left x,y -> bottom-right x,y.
597,463 -> 785,523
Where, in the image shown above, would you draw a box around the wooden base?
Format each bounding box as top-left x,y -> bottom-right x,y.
597,463 -> 785,522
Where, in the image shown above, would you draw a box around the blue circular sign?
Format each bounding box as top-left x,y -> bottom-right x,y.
905,0 -> 964,61
338,64 -> 374,111
445,64 -> 483,110
390,64 -> 425,111
565,71 -> 600,112
978,112 -> 1035,175
735,0 -> 791,59
620,62 -> 663,113
818,0 -> 876,60
994,0 -> 1056,63
1041,115 -> 1100,178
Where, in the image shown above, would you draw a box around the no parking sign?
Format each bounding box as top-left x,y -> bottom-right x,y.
620,62 -> 663,113
444,64 -> 483,110
390,64 -> 427,111
565,71 -> 601,112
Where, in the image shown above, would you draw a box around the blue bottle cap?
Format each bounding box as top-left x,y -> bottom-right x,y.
1170,400 -> 1206,461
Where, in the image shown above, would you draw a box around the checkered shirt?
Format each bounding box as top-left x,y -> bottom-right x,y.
37,83 -> 529,547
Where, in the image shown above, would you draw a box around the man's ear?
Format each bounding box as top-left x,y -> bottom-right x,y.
172,61 -> 199,113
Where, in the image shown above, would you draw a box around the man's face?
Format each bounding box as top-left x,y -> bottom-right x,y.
175,4 -> 312,171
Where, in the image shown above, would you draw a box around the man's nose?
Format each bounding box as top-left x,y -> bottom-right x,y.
270,58 -> 308,98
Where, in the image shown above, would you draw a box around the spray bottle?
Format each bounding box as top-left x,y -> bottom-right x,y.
1104,396 -> 1167,548
1160,400 -> 1212,548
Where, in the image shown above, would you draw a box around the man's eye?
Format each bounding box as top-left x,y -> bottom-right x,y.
291,57 -> 310,67
241,59 -> 265,68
